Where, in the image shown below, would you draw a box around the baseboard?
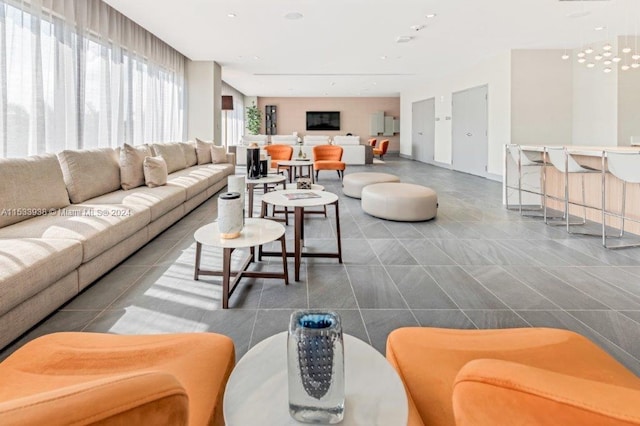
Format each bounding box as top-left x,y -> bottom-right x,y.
399,153 -> 413,160
486,172 -> 502,182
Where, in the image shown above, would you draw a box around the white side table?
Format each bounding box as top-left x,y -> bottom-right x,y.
246,174 -> 287,217
278,159 -> 315,183
260,189 -> 342,281
194,218 -> 288,308
224,332 -> 408,425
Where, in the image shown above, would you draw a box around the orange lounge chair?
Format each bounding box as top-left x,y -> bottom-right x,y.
373,139 -> 389,160
313,145 -> 346,180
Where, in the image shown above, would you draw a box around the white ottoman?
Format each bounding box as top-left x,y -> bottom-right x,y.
361,183 -> 438,221
343,172 -> 400,198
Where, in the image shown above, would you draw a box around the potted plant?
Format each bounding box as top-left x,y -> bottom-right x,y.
246,101 -> 262,135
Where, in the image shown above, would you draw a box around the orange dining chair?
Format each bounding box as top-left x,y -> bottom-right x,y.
373,139 -> 389,160
264,144 -> 293,177
368,138 -> 377,148
313,145 -> 345,180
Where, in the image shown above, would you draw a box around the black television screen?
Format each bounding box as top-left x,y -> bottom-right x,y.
306,111 -> 340,131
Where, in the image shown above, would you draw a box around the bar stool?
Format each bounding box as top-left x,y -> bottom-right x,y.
504,144 -> 546,216
602,151 -> 640,249
544,146 -> 601,234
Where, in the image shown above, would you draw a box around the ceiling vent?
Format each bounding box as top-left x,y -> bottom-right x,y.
396,36 -> 413,43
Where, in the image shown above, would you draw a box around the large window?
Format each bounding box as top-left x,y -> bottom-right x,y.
0,0 -> 185,158
222,81 -> 245,147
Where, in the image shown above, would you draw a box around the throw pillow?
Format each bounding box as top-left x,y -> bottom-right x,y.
120,143 -> 152,190
196,138 -> 213,164
57,148 -> 121,203
150,142 -> 187,174
180,141 -> 198,167
143,156 -> 168,188
210,145 -> 227,164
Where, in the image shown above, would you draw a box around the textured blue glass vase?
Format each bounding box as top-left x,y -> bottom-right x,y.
288,310 -> 344,424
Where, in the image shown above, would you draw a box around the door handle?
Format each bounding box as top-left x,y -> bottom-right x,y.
466,132 -> 472,137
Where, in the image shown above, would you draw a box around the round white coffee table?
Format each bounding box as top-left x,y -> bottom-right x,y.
260,189 -> 342,281
223,332 -> 408,425
271,184 -> 327,220
193,218 -> 288,308
278,160 -> 315,183
245,174 -> 287,217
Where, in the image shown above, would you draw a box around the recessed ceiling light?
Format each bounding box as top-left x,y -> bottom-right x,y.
284,12 -> 303,20
594,55 -> 603,61
603,59 -> 612,65
372,82 -> 377,85
561,53 -> 570,60
410,24 -> 426,32
566,11 -> 590,19
633,63 -> 640,68
584,47 -> 594,54
253,56 -> 260,60
612,57 -> 622,63
227,13 -> 237,18
577,52 -> 586,58
426,13 -> 437,18
586,63 -> 595,68
396,36 -> 413,43
380,55 -> 388,60
594,26 -> 606,31
603,44 -> 612,51
578,58 -> 586,63
622,47 -> 632,53
621,64 -> 630,71
603,67 -> 612,73
330,82 -> 336,86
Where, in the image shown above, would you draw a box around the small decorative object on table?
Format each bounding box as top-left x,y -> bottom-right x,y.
226,176 -> 246,217
260,155 -> 269,177
297,178 -> 312,190
288,310 -> 344,424
217,192 -> 243,239
247,144 -> 261,179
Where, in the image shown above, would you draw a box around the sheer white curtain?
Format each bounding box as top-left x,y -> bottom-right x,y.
0,0 -> 185,158
221,81 -> 245,147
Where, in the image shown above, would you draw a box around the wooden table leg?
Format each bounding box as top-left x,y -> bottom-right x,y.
310,165 -> 315,184
247,183 -> 255,217
194,242 -> 202,280
295,206 -> 303,281
280,235 -> 289,285
222,247 -> 233,309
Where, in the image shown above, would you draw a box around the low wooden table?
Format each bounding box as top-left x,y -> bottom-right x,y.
193,218 -> 288,308
260,189 -> 342,281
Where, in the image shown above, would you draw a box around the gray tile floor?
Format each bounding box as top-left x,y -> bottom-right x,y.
3,158 -> 640,375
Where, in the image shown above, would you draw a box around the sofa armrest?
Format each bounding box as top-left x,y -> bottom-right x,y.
226,152 -> 236,165
0,372 -> 189,426
453,359 -> 640,426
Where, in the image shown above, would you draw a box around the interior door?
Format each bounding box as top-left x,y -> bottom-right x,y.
411,98 -> 435,163
452,85 -> 488,177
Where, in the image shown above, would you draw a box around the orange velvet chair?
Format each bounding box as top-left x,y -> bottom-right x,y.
264,144 -> 293,175
386,327 -> 640,426
0,332 -> 235,425
313,145 -> 346,180
373,139 -> 389,160
368,138 -> 377,148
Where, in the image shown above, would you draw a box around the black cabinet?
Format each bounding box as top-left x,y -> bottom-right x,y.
265,105 -> 277,135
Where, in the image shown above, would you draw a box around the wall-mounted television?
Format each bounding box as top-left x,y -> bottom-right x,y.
306,111 -> 340,131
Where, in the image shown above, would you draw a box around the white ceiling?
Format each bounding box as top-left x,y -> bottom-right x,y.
104,0 -> 638,97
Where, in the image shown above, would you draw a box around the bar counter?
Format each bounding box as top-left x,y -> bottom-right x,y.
510,145 -> 640,235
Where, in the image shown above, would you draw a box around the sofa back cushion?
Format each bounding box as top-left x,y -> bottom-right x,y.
180,142 -> 198,167
0,154 -> 70,228
57,148 -> 120,203
120,144 -> 152,190
195,138 -> 213,164
150,143 -> 188,174
143,156 -> 168,188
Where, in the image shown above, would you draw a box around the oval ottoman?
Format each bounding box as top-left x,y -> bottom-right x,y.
343,172 -> 400,198
361,183 -> 438,221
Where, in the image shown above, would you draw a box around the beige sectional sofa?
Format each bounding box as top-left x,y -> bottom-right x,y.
0,142 -> 235,349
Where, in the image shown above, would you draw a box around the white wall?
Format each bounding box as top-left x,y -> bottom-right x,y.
186,60 -> 222,144
617,36 -> 640,146
572,44 -> 618,146
511,50 -> 573,146
400,51 -> 511,177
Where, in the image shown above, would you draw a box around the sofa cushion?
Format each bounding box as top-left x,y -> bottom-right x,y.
0,204 -> 150,263
57,148 -> 121,204
120,144 -> 152,190
168,168 -> 212,200
83,186 -> 187,222
144,156 -> 168,188
181,142 -> 198,167
0,238 -> 82,316
0,154 -> 70,228
150,143 -> 188,174
334,136 -> 360,146
210,145 -> 227,164
195,138 -> 213,165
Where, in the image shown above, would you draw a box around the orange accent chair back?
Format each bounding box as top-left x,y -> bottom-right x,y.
368,138 -> 377,147
312,145 -> 346,180
373,139 -> 389,160
264,144 -> 293,168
